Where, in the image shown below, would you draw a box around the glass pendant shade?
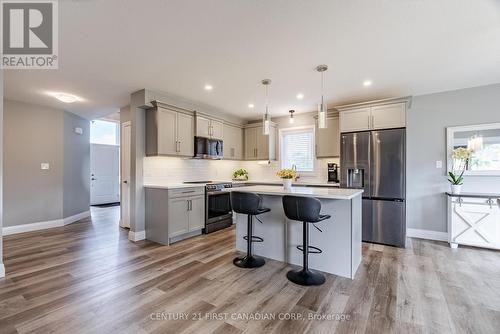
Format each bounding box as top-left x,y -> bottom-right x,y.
263,112 -> 270,135
318,98 -> 327,129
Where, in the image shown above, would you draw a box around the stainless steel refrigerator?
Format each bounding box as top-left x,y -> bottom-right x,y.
340,129 -> 406,247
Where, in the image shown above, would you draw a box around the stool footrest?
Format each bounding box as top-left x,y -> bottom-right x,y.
297,245 -> 322,254
243,235 -> 264,243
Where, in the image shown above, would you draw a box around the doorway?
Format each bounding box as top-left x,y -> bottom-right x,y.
90,120 -> 120,206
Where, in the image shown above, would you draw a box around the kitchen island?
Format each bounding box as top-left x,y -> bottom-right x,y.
225,185 -> 363,279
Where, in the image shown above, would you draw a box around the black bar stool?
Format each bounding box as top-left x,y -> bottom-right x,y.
282,195 -> 331,286
230,191 -> 271,268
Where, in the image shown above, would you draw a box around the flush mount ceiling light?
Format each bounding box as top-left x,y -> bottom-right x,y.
204,84 -> 213,90
363,80 -> 372,87
49,92 -> 80,103
248,103 -> 254,109
261,79 -> 272,135
289,110 -> 295,124
316,64 -> 328,129
296,93 -> 304,100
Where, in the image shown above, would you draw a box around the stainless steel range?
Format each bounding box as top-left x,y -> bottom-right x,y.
183,181 -> 233,234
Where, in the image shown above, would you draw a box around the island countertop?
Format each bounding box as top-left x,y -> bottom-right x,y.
225,185 -> 363,200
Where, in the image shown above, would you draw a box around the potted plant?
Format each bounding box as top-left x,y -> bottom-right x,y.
448,147 -> 471,194
276,168 -> 298,191
232,168 -> 249,181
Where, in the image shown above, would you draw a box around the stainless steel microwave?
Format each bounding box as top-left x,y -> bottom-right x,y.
194,136 -> 223,159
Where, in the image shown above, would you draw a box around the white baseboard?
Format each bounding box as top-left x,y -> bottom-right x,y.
0,263 -> 5,278
63,211 -> 91,225
3,210 -> 91,236
3,219 -> 62,235
407,228 -> 448,242
128,230 -> 146,242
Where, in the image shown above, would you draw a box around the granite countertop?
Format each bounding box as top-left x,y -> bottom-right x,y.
446,192 -> 500,198
224,185 -> 363,200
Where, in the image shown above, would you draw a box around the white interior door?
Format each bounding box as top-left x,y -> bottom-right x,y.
121,122 -> 131,228
90,144 -> 120,205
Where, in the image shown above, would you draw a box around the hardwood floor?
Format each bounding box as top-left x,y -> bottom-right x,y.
1,206 -> 499,334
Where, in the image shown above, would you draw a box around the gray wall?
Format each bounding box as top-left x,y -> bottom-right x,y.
407,83 -> 500,232
63,112 -> 90,218
3,100 -> 64,227
3,99 -> 90,227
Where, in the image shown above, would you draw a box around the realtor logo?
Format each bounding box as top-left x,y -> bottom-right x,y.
1,0 -> 58,69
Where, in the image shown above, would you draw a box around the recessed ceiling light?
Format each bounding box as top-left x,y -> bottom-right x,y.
204,84 -> 213,91
296,93 -> 304,100
50,92 -> 80,103
363,80 -> 372,87
248,103 -> 254,108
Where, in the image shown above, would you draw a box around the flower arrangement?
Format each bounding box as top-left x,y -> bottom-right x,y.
276,168 -> 298,179
448,147 -> 471,192
232,168 -> 249,180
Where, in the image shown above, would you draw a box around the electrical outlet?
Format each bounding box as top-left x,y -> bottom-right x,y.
436,160 -> 443,169
41,163 -> 50,170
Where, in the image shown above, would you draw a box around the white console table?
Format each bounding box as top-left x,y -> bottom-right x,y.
447,192 -> 500,250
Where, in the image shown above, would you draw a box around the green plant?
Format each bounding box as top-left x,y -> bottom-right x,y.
448,171 -> 464,185
232,168 -> 248,179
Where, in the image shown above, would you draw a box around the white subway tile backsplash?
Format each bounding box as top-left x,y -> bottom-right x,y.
143,156 -> 339,184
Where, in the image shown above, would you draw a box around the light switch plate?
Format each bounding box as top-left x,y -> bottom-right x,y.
41,163 -> 50,170
436,160 -> 443,169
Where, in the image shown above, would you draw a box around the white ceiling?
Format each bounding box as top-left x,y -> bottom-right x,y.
4,0 -> 500,120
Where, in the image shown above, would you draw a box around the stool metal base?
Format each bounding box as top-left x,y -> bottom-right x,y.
233,255 -> 265,268
286,268 -> 325,286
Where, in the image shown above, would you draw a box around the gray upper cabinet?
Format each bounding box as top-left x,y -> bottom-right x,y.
146,104 -> 194,157
196,115 -> 224,140
223,123 -> 243,160
316,116 -> 340,158
339,101 -> 407,133
244,123 -> 276,160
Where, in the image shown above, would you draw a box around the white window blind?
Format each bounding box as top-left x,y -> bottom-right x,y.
280,127 -> 315,172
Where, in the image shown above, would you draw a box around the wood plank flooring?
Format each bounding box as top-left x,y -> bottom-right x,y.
1,205 -> 499,334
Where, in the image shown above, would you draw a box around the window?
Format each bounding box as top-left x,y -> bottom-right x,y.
90,120 -> 119,145
280,126 -> 315,172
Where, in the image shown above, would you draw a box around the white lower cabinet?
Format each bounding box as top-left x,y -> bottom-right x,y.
448,196 -> 500,250
145,187 -> 205,245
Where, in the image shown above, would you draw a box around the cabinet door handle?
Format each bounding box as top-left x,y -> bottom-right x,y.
371,115 -> 374,129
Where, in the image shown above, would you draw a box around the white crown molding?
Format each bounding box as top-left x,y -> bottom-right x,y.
407,228 -> 448,242
0,264 -> 5,278
3,211 -> 91,236
128,230 -> 146,242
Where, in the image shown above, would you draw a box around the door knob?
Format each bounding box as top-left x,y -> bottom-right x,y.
123,180 -> 128,184
91,178 -> 96,181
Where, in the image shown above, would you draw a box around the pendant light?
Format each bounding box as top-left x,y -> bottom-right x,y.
261,79 -> 272,135
467,134 -> 483,153
316,65 -> 328,129
289,110 -> 295,124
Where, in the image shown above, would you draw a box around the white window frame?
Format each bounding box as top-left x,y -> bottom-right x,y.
279,125 -> 316,175
90,119 -> 120,146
